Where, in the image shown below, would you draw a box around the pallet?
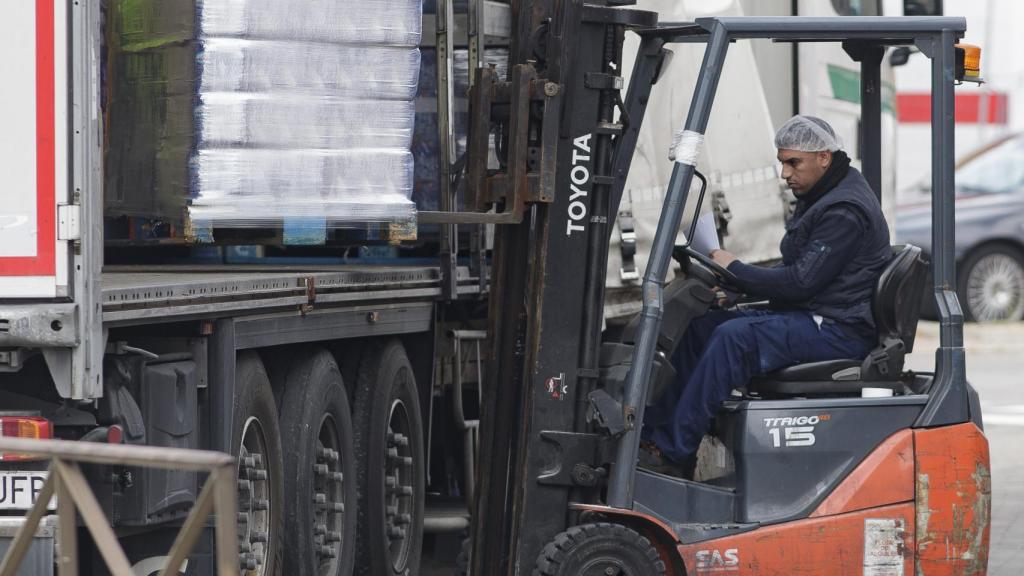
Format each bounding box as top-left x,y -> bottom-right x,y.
103,215 -> 418,247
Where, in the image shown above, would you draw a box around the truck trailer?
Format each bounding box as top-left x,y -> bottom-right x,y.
0,0 -> 504,574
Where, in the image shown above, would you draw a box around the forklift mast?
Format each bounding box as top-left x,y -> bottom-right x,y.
470,1 -> 658,572
470,6 -> 976,575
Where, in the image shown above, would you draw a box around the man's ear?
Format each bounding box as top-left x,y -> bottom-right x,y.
817,151 -> 833,169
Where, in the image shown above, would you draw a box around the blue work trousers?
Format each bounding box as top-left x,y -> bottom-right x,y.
642,309 -> 873,463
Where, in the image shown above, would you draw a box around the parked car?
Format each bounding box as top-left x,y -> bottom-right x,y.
896,133 -> 1024,322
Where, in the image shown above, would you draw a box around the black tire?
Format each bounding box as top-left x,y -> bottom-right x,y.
234,351 -> 284,576
353,340 -> 425,576
533,523 -> 666,576
454,535 -> 471,576
958,243 -> 1024,322
280,350 -> 358,576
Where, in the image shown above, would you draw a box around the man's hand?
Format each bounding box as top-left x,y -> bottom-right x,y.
710,249 -> 737,269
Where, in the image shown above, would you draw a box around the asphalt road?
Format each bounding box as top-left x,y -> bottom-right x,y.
906,321 -> 1024,575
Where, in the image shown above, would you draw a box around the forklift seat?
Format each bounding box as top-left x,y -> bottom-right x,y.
747,245 -> 927,397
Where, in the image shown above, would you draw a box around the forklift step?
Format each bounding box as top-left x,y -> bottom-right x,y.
671,522 -> 760,546
633,468 -> 736,525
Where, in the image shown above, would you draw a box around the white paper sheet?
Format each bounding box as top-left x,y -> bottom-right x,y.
687,212 -> 721,257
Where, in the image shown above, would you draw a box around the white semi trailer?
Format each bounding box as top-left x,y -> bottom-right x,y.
0,1 -> 503,574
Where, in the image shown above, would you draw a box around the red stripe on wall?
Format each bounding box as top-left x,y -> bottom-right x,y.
897,92 -> 1008,125
0,0 -> 56,277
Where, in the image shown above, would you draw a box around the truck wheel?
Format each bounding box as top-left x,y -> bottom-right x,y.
234,351 -> 284,576
280,350 -> 357,576
454,535 -> 472,576
959,243 -> 1024,322
353,340 -> 424,576
533,523 -> 666,576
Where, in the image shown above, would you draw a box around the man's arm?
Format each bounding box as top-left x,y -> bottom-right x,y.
722,206 -> 869,302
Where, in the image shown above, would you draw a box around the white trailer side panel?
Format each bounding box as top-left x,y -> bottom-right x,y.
0,0 -> 69,298
609,0 -> 783,297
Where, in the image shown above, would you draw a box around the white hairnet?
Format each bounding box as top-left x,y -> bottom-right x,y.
774,115 -> 843,152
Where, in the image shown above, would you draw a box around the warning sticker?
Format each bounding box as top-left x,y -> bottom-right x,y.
545,373 -> 568,401
863,518 -> 905,576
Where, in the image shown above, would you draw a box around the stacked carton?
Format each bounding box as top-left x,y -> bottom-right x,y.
105,0 -> 422,237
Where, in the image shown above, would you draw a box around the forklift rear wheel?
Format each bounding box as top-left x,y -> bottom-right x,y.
280,350 -> 357,576
533,523 -> 666,576
353,340 -> 425,576
234,352 -> 284,576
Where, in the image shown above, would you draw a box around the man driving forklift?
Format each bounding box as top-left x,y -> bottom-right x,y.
640,114 -> 892,477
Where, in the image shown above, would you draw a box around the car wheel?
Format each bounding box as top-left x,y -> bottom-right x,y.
959,243 -> 1024,322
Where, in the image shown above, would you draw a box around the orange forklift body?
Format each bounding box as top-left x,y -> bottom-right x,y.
577,423 -> 990,575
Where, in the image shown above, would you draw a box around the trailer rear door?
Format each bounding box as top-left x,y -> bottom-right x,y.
0,0 -> 69,298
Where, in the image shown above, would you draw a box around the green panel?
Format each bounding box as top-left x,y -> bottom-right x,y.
114,0 -> 196,52
827,64 -> 861,104
826,64 -> 896,114
881,81 -> 896,115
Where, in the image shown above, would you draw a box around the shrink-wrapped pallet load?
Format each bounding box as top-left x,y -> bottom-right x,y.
105,0 -> 422,241
412,47 -> 508,212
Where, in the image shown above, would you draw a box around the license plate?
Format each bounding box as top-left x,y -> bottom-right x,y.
0,472 -> 54,510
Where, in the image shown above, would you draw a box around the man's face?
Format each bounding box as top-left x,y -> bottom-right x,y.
777,149 -> 832,196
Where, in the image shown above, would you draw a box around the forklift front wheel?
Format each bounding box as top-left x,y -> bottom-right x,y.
533,522 -> 667,576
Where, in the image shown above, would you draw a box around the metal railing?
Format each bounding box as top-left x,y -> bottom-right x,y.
0,437 -> 239,576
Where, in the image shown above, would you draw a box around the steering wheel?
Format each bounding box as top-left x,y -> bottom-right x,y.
679,246 -> 741,290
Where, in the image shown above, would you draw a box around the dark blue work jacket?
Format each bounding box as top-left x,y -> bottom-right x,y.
729,168 -> 891,337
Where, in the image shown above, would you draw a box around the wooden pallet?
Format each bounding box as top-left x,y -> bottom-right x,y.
104,215 -> 418,247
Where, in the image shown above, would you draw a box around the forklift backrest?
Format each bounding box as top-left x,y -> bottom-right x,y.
872,244 -> 927,353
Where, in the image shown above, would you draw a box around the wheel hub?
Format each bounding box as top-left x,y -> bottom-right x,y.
581,559 -> 629,576
968,253 -> 1024,321
238,418 -> 272,575
385,399 -> 415,572
313,414 -> 345,573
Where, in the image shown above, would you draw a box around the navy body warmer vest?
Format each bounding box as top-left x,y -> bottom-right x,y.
775,168 -> 891,330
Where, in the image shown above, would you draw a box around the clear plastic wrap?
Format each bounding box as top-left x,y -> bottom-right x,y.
199,0 -> 423,47
197,40 -> 421,100
118,40 -> 421,105
195,95 -> 415,150
188,149 -> 415,226
117,0 -> 422,49
413,48 -> 508,211
105,0 -> 423,237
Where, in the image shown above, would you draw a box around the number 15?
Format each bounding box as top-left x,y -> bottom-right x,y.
768,426 -> 816,448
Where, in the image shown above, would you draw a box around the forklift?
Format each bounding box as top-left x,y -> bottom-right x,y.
463,4 -> 991,575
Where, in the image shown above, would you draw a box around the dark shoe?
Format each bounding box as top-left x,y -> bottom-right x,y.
638,441 -> 687,477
